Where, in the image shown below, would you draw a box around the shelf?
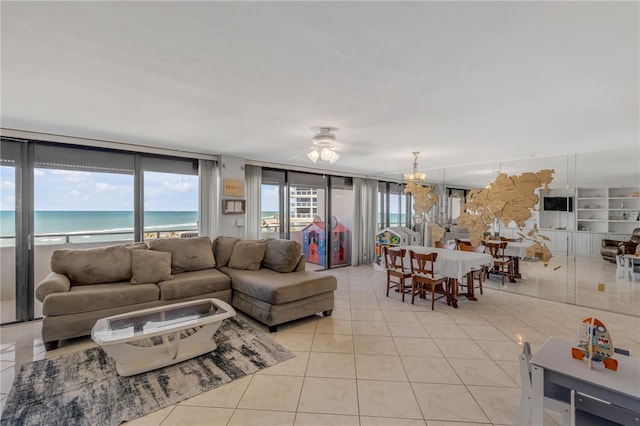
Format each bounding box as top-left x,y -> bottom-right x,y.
573,186 -> 640,235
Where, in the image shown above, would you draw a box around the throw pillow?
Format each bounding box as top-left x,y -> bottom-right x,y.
51,242 -> 148,285
228,240 -> 267,271
131,250 -> 174,284
148,236 -> 215,274
263,238 -> 303,273
213,236 -> 240,268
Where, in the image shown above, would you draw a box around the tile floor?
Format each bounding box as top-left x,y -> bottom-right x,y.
1,265 -> 639,425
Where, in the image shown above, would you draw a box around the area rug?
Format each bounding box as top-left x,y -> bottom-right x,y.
1,317 -> 294,426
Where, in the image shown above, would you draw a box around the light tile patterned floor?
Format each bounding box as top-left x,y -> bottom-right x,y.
1,265 -> 639,425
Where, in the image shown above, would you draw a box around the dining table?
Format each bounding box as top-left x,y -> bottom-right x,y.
481,240 -> 533,280
401,245 -> 494,308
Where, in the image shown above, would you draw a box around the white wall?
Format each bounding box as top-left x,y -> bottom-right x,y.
217,155 -> 247,239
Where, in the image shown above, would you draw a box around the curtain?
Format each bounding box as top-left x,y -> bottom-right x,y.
198,159 -> 217,239
352,177 -> 378,265
245,165 -> 262,239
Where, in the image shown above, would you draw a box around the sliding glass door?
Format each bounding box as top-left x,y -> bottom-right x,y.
288,172 -> 327,270
261,168 -> 355,270
329,177 -> 353,267
0,140 -> 20,324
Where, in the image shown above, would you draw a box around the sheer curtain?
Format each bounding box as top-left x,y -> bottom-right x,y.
352,177 -> 378,265
198,159 -> 218,239
245,165 -> 262,239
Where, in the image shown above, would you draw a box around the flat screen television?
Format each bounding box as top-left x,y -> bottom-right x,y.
543,197 -> 573,212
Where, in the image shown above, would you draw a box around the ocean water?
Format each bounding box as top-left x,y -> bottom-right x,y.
0,211 -> 197,245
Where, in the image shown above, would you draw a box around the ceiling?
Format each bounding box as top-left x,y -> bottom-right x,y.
1,1 -> 638,188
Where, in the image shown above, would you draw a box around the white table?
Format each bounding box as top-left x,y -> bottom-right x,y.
402,245 -> 493,307
504,241 -> 532,258
530,337 -> 640,425
92,298 -> 236,376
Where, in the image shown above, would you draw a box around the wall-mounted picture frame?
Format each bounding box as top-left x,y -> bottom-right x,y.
223,199 -> 245,214
223,179 -> 245,197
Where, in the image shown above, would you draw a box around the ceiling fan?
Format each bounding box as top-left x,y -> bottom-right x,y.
307,127 -> 339,163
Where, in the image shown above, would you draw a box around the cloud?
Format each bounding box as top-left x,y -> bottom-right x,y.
145,199 -> 160,209
51,170 -> 92,183
34,169 -> 46,177
0,180 -> 15,190
95,182 -> 120,192
68,189 -> 89,201
163,181 -> 193,192
1,196 -> 16,209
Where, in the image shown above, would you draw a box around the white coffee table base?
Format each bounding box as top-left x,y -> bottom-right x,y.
102,321 -> 222,377
92,298 -> 236,377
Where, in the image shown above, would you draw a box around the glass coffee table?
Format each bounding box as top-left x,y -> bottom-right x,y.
92,298 -> 236,376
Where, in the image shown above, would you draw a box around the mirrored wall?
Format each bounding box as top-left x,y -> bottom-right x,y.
421,147 -> 639,317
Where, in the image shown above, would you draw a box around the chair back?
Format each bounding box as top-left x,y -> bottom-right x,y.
435,241 -> 456,250
518,341 -> 571,425
485,241 -> 508,259
409,250 -> 438,277
459,243 -> 485,254
501,237 -> 523,243
384,247 -> 408,275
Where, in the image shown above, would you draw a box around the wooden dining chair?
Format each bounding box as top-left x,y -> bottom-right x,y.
458,243 -> 484,295
485,241 -> 514,285
408,250 -> 449,309
500,236 -> 523,243
435,240 -> 457,250
383,247 -> 412,302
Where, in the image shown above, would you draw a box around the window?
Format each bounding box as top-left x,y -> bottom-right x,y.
143,171 -> 198,239
34,143 -> 135,245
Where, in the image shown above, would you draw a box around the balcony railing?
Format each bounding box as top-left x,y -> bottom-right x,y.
0,227 -> 198,246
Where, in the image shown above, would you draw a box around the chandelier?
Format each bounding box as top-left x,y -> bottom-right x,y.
307,127 -> 340,163
404,151 -> 426,182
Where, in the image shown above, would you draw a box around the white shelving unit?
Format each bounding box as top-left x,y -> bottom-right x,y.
576,187 -> 640,233
576,188 -> 608,233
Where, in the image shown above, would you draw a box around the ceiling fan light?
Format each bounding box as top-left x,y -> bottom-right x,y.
320,147 -> 333,161
307,150 -> 320,163
329,151 -> 339,163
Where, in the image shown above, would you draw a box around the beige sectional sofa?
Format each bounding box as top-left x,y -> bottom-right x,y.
36,236 -> 337,350
214,237 -> 336,332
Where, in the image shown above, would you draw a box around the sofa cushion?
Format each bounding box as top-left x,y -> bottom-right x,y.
228,240 -> 266,271
50,242 -> 148,285
263,239 -> 303,273
157,269 -> 231,301
213,236 -> 240,268
148,236 -> 215,274
131,250 -> 174,284
42,282 -> 159,316
221,267 -> 337,305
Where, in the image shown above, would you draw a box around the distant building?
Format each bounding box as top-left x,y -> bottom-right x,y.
290,187 -> 320,230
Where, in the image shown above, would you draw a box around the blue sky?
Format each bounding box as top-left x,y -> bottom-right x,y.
261,184 -> 279,211
0,166 -> 198,211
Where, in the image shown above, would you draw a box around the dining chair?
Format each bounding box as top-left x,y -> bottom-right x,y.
518,341 -> 571,426
383,246 -> 412,302
500,236 -> 523,243
408,250 -> 449,309
435,240 -> 457,250
458,243 -> 484,295
485,241 -> 514,285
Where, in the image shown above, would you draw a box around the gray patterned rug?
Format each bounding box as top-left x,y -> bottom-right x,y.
1,317 -> 293,426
